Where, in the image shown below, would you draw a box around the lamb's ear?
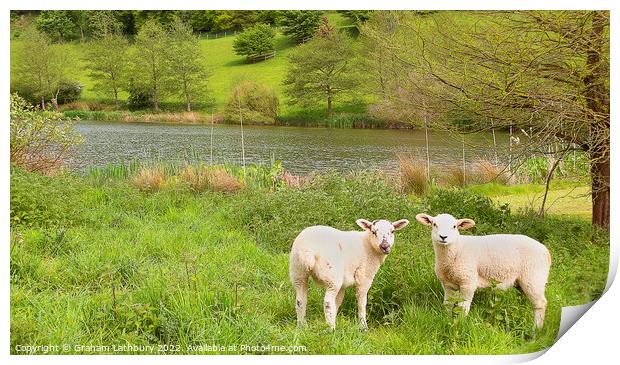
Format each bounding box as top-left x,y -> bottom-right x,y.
457,218 -> 475,230
392,219 -> 410,231
356,219 -> 373,231
415,213 -> 433,226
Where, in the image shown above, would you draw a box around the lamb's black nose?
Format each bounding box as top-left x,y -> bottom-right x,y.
439,235 -> 447,241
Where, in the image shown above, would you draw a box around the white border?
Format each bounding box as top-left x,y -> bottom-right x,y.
2,1 -> 618,364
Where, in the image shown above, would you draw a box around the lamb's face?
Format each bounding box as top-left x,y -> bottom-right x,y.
415,213 -> 475,246
356,218 -> 410,254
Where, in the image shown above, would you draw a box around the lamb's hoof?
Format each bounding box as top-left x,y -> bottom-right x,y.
359,321 -> 368,332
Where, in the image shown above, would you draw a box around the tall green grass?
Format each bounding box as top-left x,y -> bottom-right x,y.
10,166 -> 608,354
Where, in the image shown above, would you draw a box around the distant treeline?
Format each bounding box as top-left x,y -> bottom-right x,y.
10,10 -> 381,41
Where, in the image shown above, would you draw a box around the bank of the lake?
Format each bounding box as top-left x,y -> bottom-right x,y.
62,109 -> 408,129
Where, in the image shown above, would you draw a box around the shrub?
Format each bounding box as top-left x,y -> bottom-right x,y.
224,80 -> 279,124
56,80 -> 83,104
10,93 -> 83,174
127,85 -> 154,111
232,24 -> 276,60
131,166 -> 167,193
398,154 -> 429,196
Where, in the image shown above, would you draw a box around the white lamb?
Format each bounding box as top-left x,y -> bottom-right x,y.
415,213 -> 551,328
289,218 -> 409,330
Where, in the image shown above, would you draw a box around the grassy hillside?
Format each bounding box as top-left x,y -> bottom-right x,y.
10,12 -> 367,119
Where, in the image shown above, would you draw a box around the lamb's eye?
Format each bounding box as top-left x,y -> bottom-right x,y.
433,223 -> 437,227
453,225 -> 457,229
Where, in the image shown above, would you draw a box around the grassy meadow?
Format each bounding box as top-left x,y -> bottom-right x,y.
10,12 -> 367,123
10,165 -> 608,355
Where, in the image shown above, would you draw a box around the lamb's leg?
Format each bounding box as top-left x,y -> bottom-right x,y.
519,279 -> 548,329
335,287 -> 345,312
324,285 -> 340,330
356,285 -> 370,331
293,278 -> 308,327
442,282 -> 458,306
458,283 -> 477,315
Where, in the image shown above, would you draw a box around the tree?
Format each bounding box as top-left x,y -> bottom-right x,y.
131,19 -> 172,111
11,27 -> 72,109
283,19 -> 360,117
168,17 -> 209,111
86,20 -> 129,107
68,10 -> 90,42
361,11 -> 610,229
279,10 -> 322,43
232,24 -> 276,60
36,10 -> 77,41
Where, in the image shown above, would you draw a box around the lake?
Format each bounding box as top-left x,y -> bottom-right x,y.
70,121 -> 508,174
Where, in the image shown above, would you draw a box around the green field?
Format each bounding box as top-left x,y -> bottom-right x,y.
10,12 -> 366,119
469,182 -> 592,220
10,166 -> 608,354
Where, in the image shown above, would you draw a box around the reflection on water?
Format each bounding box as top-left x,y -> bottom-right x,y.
70,121 -> 508,174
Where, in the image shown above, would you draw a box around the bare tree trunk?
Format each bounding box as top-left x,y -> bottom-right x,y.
113,88 -> 119,108
153,85 -> 159,111
327,95 -> 333,117
41,96 -> 46,110
52,89 -> 60,110
591,156 -> 610,230
584,11 -> 610,230
538,151 -> 564,217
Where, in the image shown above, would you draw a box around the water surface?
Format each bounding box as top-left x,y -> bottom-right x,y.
71,121 -> 507,174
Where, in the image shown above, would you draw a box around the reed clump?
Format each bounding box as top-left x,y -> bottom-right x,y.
397,154 -> 429,196
177,164 -> 244,193
131,166 -> 168,192
207,168 -> 245,193
471,160 -> 511,185
178,164 -> 211,193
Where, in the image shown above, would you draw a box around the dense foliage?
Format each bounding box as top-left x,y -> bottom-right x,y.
279,10 -> 323,43
232,24 -> 276,59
